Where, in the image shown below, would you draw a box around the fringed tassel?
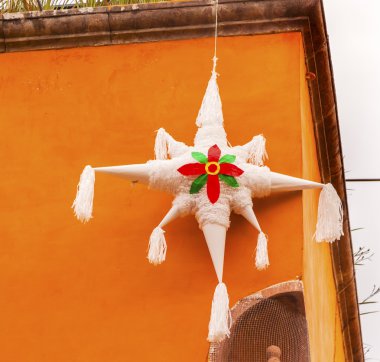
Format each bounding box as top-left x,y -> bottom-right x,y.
247,134 -> 268,166
154,128 -> 169,160
196,70 -> 224,128
255,232 -> 269,270
147,227 -> 167,265
207,282 -> 231,343
72,165 -> 95,223
315,183 -> 343,243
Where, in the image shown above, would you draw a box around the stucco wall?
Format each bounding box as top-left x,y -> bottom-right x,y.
0,32 -> 333,361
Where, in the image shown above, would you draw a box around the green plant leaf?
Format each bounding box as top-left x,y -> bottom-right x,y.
190,174 -> 208,194
219,174 -> 239,187
219,154 -> 236,164
191,152 -> 208,164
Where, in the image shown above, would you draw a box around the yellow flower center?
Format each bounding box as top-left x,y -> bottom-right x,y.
205,161 -> 220,176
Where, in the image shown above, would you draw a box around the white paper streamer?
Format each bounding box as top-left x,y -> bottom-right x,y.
315,183 -> 343,243
72,165 -> 95,223
208,282 -> 232,342
256,232 -> 269,270
147,227 -> 167,265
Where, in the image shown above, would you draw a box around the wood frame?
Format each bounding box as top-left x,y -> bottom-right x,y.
0,1 -> 364,360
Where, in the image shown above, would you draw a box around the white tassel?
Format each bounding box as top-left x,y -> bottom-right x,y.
315,183 -> 343,243
196,71 -> 224,128
248,134 -> 268,166
255,232 -> 269,270
154,128 -> 169,160
147,227 -> 167,265
72,165 -> 95,223
207,282 -> 232,343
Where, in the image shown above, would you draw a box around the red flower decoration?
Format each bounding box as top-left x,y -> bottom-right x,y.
177,144 -> 244,204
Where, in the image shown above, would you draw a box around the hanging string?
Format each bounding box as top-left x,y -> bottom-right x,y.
212,0 -> 219,75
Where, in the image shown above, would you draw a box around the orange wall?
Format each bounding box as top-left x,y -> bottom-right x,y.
300,43 -> 345,361
0,34 -> 305,361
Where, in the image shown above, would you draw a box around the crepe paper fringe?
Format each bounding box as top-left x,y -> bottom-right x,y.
247,134 -> 268,166
255,232 -> 269,270
154,128 -> 190,160
196,70 -> 224,128
154,128 -> 169,160
207,282 -> 232,343
147,227 -> 167,265
315,183 -> 344,243
72,165 -> 95,223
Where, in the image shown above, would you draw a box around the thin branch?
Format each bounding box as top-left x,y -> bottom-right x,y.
351,227 -> 364,232
360,311 -> 379,316
354,246 -> 374,266
360,285 -> 380,305
360,285 -> 380,317
364,344 -> 372,356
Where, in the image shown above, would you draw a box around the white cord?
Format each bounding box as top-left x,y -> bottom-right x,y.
212,0 -> 219,74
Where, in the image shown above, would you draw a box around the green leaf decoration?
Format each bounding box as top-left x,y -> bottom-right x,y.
190,174 -> 208,194
219,154 -> 236,164
219,174 -> 239,187
191,152 -> 208,164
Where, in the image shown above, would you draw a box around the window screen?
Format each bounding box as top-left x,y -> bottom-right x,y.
209,291 -> 310,362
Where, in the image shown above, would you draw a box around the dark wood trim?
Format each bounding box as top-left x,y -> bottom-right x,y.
305,3 -> 364,361
0,1 -> 364,360
0,17 -> 5,53
1,0 -> 317,53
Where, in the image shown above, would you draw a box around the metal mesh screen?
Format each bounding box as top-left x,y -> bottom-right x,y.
209,292 -> 310,362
